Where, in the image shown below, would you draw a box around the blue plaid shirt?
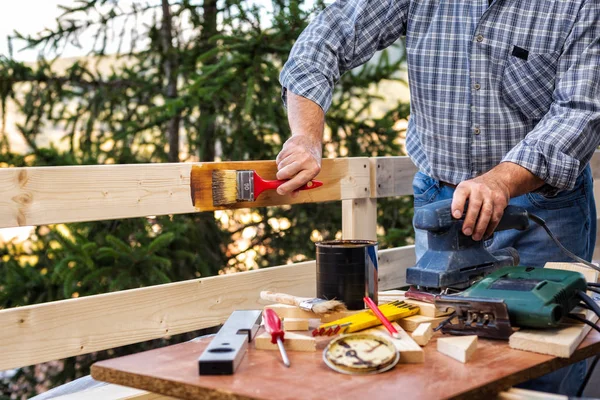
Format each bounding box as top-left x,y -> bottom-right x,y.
280,0 -> 600,194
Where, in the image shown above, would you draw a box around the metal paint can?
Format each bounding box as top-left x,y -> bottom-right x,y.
315,240 -> 378,310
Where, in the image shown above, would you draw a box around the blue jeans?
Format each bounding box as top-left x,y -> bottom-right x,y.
412,165 -> 596,395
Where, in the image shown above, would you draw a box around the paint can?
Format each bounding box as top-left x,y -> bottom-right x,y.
315,240 -> 378,310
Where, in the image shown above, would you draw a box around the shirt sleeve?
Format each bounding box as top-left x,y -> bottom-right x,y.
279,0 -> 410,112
502,0 -> 600,195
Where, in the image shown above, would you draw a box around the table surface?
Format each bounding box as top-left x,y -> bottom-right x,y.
91,328 -> 600,400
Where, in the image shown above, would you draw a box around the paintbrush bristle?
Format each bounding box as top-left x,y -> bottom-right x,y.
311,299 -> 348,315
212,170 -> 238,206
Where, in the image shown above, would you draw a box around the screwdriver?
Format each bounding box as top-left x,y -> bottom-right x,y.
262,308 -> 291,367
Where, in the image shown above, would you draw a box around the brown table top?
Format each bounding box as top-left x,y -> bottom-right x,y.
91,327 -> 600,400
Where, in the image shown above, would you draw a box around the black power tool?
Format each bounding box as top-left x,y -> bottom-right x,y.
406,199 -> 530,290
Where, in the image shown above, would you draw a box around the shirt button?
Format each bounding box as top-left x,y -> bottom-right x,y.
473,127 -> 481,135
473,83 -> 481,90
475,35 -> 484,43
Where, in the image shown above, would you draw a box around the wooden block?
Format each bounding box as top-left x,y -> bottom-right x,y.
404,298 -> 452,318
437,335 -> 478,363
255,331 -> 316,352
264,304 -> 319,320
362,322 -> 424,364
509,309 -> 599,358
283,318 -> 309,331
397,315 -> 448,332
377,290 -> 406,305
411,322 -> 433,346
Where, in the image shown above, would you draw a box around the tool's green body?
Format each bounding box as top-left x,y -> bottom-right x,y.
457,266 -> 587,328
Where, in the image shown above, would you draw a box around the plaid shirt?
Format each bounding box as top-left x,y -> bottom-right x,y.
280,0 -> 600,194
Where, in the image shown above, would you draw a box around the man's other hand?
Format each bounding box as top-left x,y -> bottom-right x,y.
451,162 -> 544,240
276,135 -> 322,195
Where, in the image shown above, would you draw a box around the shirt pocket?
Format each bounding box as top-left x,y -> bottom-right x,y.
500,47 -> 560,120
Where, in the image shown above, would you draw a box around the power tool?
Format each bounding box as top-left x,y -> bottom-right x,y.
406,198 -> 529,290
405,198 -> 600,339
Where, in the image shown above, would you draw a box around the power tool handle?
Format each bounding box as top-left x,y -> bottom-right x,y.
494,205 -> 529,232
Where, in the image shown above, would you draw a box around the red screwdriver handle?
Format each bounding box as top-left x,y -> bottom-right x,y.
263,308 -> 285,344
253,171 -> 323,198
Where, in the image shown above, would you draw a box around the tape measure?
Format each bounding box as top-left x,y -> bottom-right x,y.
323,333 -> 399,375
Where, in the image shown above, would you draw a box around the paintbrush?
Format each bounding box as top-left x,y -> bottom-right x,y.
260,291 -> 347,315
212,170 -> 323,206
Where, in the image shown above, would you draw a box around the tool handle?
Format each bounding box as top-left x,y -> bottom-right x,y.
364,297 -> 399,338
494,205 -> 529,232
253,172 -> 323,198
263,308 -> 285,344
260,291 -> 305,307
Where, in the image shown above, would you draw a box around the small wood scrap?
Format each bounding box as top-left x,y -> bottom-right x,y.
411,322 -> 433,346
378,290 -> 451,318
398,314 -> 449,332
283,318 -> 309,331
362,322 -> 424,364
255,331 -> 316,352
437,335 -> 478,363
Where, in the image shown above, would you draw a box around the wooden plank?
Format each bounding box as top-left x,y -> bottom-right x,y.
91,328 -> 600,400
398,315 -> 449,332
53,384 -> 175,400
377,246 -> 414,290
0,245 -> 410,370
341,198 -> 377,240
0,163 -> 195,228
0,158 -> 369,229
497,388 -> 567,400
191,158 -> 370,212
371,156 -> 417,198
282,318 -> 309,331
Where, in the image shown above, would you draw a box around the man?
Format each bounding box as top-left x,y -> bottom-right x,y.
275,0 -> 600,395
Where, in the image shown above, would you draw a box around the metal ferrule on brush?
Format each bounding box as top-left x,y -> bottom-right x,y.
236,170 -> 254,201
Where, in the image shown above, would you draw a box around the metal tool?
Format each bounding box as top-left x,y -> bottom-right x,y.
263,308 -> 291,367
198,310 -> 262,375
434,266 -> 588,339
406,198 -> 529,290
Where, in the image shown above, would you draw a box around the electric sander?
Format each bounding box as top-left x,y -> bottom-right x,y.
406,198 -> 530,290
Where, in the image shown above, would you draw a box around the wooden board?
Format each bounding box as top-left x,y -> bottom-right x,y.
0,158 -> 369,228
190,158 -> 370,211
255,331 -> 316,352
370,156 -> 418,198
0,246 -> 413,371
91,329 -> 600,400
398,315 -> 449,332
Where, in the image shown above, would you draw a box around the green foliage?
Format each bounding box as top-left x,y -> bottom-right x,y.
0,0 -> 412,396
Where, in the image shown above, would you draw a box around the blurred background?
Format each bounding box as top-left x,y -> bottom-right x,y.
0,1 -> 412,398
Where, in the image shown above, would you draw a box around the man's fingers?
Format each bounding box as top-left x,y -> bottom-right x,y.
473,200 -> 493,241
276,153 -> 296,171
276,145 -> 293,166
462,193 -> 483,236
277,170 -> 314,195
276,161 -> 302,180
451,185 -> 470,219
484,209 -> 505,238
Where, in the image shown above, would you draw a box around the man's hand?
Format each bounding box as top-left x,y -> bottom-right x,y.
276,91 -> 325,195
451,162 -> 544,240
276,134 -> 322,195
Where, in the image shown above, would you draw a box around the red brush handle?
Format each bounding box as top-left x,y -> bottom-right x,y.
364,296 -> 399,338
253,171 -> 323,199
263,308 -> 285,344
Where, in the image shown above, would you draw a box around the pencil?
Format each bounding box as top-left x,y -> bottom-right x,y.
364,296 -> 400,339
